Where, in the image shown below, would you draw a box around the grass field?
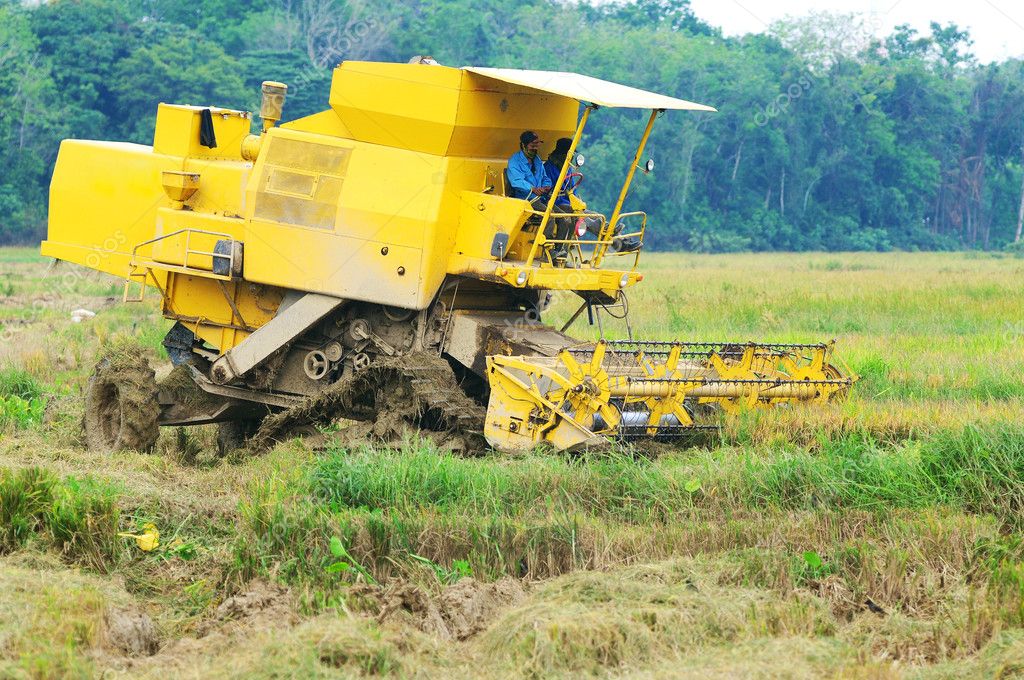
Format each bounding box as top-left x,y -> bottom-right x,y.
1,248 -> 1023,678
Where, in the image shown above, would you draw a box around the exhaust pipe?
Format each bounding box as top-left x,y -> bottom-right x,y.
241,80 -> 288,161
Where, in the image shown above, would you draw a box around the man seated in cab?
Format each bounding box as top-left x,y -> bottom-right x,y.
507,131 -> 572,259
544,137 -> 592,238
507,131 -> 551,202
541,137 -> 583,253
542,137 -> 576,210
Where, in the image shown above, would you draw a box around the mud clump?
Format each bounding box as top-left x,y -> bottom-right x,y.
376,583 -> 450,637
128,580 -> 297,675
207,579 -> 295,630
83,342 -> 159,452
437,577 -> 527,639
157,363 -> 222,411
375,577 -> 526,640
104,607 -> 159,656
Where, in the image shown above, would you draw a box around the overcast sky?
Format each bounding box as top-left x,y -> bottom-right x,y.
688,0 -> 1024,63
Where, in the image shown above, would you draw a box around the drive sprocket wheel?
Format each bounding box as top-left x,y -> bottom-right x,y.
83,346 -> 159,452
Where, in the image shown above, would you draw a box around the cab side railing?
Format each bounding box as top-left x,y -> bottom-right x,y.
521,208 -> 646,270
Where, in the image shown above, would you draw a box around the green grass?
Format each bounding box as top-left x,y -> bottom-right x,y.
0,467 -> 124,571
0,246 -> 47,264
308,443 -> 693,523
305,421 -> 1024,528
744,423 -> 1024,522
1,249 -> 1024,677
0,367 -> 43,400
0,467 -> 54,553
0,395 -> 44,429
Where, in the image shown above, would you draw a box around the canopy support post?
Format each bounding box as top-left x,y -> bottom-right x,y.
526,105 -> 594,267
596,108 -> 660,265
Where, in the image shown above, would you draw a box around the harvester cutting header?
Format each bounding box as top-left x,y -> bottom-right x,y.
42,59 -> 856,453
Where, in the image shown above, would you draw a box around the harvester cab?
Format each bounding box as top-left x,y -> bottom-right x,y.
41,59 -> 857,454
471,66 -> 709,279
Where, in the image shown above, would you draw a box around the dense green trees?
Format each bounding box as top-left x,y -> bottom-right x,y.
1,0 -> 1022,250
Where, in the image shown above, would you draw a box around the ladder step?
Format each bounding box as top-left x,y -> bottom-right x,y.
122,266 -> 152,303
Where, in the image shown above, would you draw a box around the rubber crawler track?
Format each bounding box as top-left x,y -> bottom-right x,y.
247,352 -> 487,452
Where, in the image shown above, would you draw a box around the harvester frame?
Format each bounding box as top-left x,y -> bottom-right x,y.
41,60 -> 856,453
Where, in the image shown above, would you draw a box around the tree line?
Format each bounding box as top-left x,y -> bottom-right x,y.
2,0 -> 1022,251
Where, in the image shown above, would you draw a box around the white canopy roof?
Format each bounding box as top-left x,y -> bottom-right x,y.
463,66 -> 717,112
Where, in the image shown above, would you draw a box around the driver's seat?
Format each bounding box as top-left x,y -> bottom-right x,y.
502,169 -> 511,197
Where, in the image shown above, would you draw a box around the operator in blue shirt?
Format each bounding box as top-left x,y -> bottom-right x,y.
508,131 -> 574,258
506,131 -> 552,201
543,137 -> 576,210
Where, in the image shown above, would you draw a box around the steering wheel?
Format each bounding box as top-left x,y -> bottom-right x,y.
564,172 -> 584,191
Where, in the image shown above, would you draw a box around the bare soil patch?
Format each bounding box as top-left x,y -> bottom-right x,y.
368,577 -> 528,641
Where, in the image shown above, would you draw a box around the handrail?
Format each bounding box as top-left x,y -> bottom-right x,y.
522,207 -> 605,267
596,211 -> 647,270
525,105 -> 595,266
129,228 -> 236,280
520,207 -> 646,271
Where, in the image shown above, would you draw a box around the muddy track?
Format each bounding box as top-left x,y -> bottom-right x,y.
247,352 -> 487,453
84,347 -> 159,452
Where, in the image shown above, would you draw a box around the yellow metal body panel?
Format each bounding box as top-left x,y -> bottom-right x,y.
42,139 -> 175,278
329,63 -> 463,155
42,104 -> 252,272
163,274 -> 282,352
327,63 -> 578,157
454,191 -> 529,259
179,158 -> 252,218
450,72 -> 579,157
282,109 -> 353,138
153,104 -> 252,160
241,127 -> 437,307
43,61 -> 652,353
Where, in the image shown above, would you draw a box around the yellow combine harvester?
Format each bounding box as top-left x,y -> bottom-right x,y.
41,60 -> 856,453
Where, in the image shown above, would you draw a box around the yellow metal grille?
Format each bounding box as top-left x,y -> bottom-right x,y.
265,138 -> 352,174
254,138 -> 352,230
266,169 -> 316,197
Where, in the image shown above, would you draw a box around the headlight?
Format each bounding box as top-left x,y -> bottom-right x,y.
644,159 -> 655,173
619,274 -> 630,288
516,271 -> 529,286
574,153 -> 585,167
